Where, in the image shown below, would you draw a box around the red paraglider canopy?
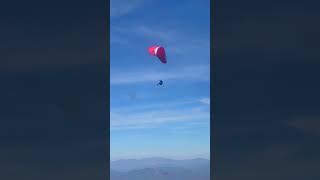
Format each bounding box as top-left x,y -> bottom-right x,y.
148,46 -> 167,64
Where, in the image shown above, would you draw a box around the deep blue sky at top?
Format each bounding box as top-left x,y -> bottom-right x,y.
110,0 -> 210,160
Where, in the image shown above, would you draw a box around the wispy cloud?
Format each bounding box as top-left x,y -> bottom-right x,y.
111,65 -> 209,85
169,121 -> 210,134
111,24 -> 210,57
135,25 -> 210,52
111,0 -> 150,18
198,98 -> 210,105
111,109 -> 209,131
111,100 -> 210,131
134,25 -> 180,43
112,97 -> 210,113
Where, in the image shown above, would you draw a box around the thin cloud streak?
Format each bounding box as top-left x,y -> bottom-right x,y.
111,103 -> 210,131
135,25 -> 210,54
111,24 -> 210,57
134,25 -> 180,43
111,98 -> 210,114
198,98 -> 210,105
111,65 -> 209,85
111,0 -> 150,18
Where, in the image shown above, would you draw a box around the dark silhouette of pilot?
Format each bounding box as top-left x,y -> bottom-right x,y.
157,80 -> 163,86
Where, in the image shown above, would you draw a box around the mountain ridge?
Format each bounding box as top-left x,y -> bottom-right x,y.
111,157 -> 210,171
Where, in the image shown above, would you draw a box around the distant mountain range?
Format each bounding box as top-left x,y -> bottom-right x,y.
110,157 -> 210,180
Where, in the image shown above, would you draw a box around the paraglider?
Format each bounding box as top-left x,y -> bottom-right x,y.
148,46 -> 167,86
148,46 -> 167,64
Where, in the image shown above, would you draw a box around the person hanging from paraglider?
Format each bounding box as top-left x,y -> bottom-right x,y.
157,80 -> 163,86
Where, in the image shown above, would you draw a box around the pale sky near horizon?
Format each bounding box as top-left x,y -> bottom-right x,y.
110,0 -> 210,161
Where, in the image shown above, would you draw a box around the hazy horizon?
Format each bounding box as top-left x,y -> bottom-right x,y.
111,156 -> 211,162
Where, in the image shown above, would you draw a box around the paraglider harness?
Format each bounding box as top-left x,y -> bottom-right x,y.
157,80 -> 163,86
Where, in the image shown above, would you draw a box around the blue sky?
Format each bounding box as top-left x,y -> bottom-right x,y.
110,0 -> 210,161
